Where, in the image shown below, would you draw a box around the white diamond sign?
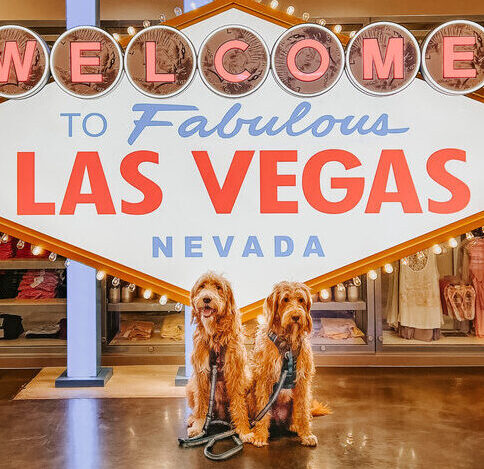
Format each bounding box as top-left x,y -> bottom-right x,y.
0,7 -> 483,317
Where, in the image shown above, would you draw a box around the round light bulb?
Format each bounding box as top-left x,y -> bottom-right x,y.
350,30 -> 357,38
96,271 -> 106,281
49,252 -> 57,262
302,12 -> 310,21
270,0 -> 278,9
112,277 -> 120,287
16,240 -> 25,249
368,270 -> 378,280
320,288 -> 330,300
143,289 -> 152,300
352,276 -> 362,287
174,7 -> 183,16
384,263 -> 394,274
128,283 -> 136,293
160,14 -> 166,23
159,295 -> 168,305
318,18 -> 326,26
113,32 -> 120,41
448,238 -> 458,248
175,302 -> 183,312
64,259 -> 71,268
432,244 -> 442,255
286,6 -> 294,15
127,26 -> 136,36
1,233 -> 9,243
333,24 -> 342,34
31,245 -> 42,256
142,19 -> 151,28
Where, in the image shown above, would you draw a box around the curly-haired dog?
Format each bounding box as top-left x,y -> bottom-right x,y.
249,281 -> 318,447
186,272 -> 253,442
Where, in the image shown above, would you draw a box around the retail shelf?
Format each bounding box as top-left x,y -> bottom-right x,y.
0,258 -> 66,270
107,299 -> 184,313
0,337 -> 66,347
383,330 -> 484,346
109,335 -> 184,346
311,301 -> 366,311
311,336 -> 366,346
0,298 -> 67,313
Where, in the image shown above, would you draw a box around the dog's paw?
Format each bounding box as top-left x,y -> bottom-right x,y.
187,420 -> 204,438
300,433 -> 318,447
249,434 -> 269,447
238,431 -> 255,443
289,423 -> 298,434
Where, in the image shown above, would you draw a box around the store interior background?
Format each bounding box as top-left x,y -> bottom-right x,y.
0,0 -> 483,373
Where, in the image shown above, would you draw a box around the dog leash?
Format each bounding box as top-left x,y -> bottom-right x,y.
178,333 -> 294,461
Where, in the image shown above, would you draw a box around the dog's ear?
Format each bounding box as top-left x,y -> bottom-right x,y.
225,280 -> 237,315
264,287 -> 279,331
303,284 -> 313,334
189,280 -> 199,324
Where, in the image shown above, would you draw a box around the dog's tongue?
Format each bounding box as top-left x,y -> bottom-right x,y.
202,306 -> 215,317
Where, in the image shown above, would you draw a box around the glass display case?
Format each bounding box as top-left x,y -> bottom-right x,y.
310,275 -> 375,354
102,276 -> 185,363
375,228 -> 484,353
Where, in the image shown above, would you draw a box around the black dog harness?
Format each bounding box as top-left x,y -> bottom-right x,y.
178,332 -> 297,461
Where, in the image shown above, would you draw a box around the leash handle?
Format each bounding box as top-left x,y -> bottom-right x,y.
204,430 -> 244,461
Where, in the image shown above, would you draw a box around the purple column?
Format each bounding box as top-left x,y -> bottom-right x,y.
56,0 -> 112,387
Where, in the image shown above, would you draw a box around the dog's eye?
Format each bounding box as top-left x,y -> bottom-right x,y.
200,283 -> 205,289
216,285 -> 222,291
283,297 -> 289,302
298,298 -> 304,303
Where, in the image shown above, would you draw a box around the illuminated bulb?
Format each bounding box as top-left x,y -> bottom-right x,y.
175,302 -> 183,312
113,33 -> 120,41
448,238 -> 458,248
286,6 -> 294,15
160,14 -> 166,23
384,263 -> 394,274
128,283 -> 136,293
337,283 -> 345,291
1,233 -> 9,243
270,0 -> 278,9
48,252 -> 57,262
31,245 -> 42,256
112,277 -> 120,287
432,244 -> 442,255
401,257 -> 409,266
353,276 -> 362,287
159,295 -> 168,305
350,30 -> 357,38
302,12 -> 310,21
17,240 -> 25,249
368,270 -> 378,280
127,26 -> 136,36
96,270 -> 106,281
143,19 -> 151,28
466,232 -> 474,240
64,259 -> 71,268
143,289 -> 152,300
174,7 -> 183,16
320,289 -> 330,300
333,24 -> 342,33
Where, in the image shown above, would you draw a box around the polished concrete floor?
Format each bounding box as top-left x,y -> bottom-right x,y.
0,367 -> 483,468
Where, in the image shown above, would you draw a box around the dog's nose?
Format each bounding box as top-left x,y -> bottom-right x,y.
292,315 -> 300,322
203,297 -> 211,304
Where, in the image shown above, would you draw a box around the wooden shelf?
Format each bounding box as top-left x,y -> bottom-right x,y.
107,299 -> 184,313
0,298 -> 66,313
312,301 -> 366,311
0,258 -> 66,270
0,337 -> 66,347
